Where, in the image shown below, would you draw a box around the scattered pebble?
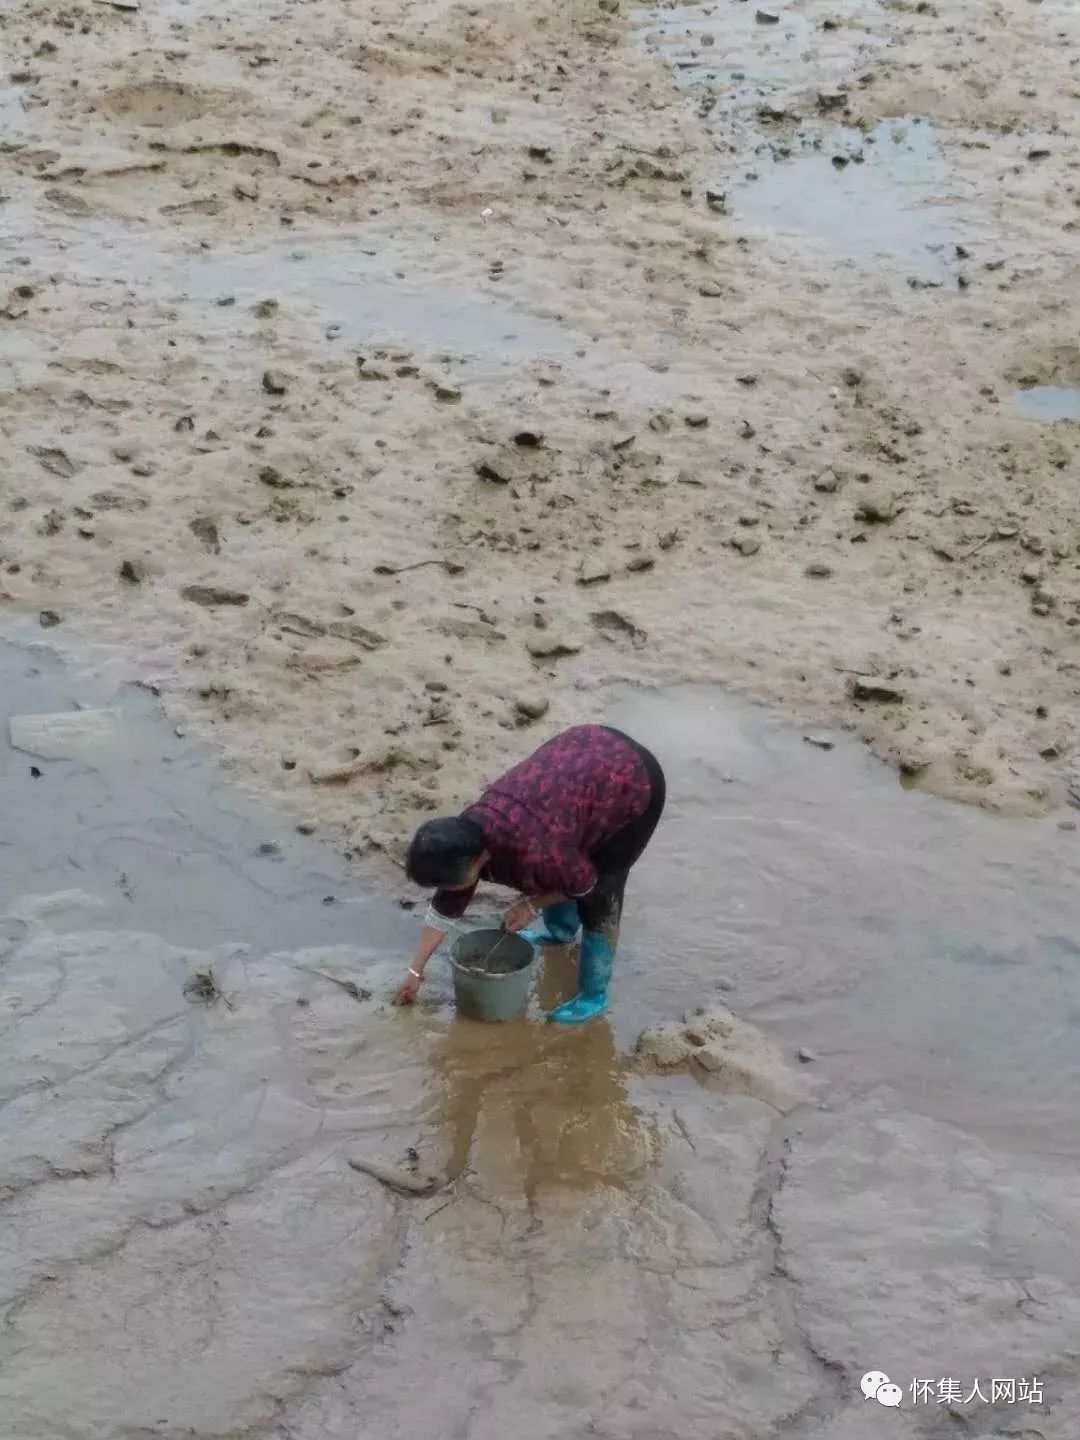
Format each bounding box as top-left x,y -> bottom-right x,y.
39,610 -> 62,628
849,677 -> 905,704
181,584 -> 250,608
526,634 -> 582,659
262,370 -> 289,396
814,468 -> 842,493
855,492 -> 899,524
515,694 -> 550,722
577,560 -> 612,587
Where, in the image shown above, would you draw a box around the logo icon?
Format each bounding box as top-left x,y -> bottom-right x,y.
861,1371 -> 902,1406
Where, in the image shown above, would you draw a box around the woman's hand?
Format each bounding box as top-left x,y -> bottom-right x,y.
394,968 -> 422,1006
503,897 -> 538,933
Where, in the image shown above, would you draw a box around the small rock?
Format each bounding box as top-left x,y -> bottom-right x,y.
258,465 -> 293,488
817,88 -> 848,111
253,299 -> 279,319
1020,565 -> 1042,586
731,535 -> 760,557
842,367 -> 863,388
685,412 -> 709,429
175,415 -> 195,434
740,421 -> 757,440
526,634 -> 582,659
262,370 -> 289,396
755,7 -> 780,22
189,517 -> 221,552
698,280 -> 725,298
705,189 -> 727,213
1059,820 -> 1077,832
627,555 -> 656,573
433,382 -> 461,402
814,468 -> 842,493
855,492 -> 898,524
513,430 -> 544,448
577,561 -> 612,587
803,735 -> 834,751
38,610 -> 62,629
591,609 -> 647,646
296,821 -> 317,835
805,561 -> 833,579
849,677 -> 905,704
797,1047 -> 818,1064
29,446 -> 79,479
515,694 -> 550,722
234,180 -> 260,201
119,559 -> 146,584
181,584 -> 250,608
474,458 -> 511,484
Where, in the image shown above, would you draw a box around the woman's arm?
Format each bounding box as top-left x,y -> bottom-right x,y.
394,924 -> 446,1005
503,893 -> 568,931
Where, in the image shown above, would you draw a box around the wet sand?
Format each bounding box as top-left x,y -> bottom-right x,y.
4,0 -> 1080,1431
3,637 -> 1080,1437
1,0 -> 1080,868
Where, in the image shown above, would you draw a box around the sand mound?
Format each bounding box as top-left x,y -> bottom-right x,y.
635,1003 -> 809,1111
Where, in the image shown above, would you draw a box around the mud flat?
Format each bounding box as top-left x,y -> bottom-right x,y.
0,0 -> 1079,868
3,639 -> 1080,1437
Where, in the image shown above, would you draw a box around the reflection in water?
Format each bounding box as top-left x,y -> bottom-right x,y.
435,947 -> 657,1206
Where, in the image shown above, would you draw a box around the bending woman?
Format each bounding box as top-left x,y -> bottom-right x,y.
396,724 -> 666,1024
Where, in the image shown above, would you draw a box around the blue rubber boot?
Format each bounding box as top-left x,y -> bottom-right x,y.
520,900 -> 581,947
548,930 -> 614,1024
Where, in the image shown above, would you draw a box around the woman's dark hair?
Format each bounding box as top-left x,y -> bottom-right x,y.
405,816 -> 485,888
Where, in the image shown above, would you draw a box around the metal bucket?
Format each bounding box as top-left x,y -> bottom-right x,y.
450,929 -> 535,1022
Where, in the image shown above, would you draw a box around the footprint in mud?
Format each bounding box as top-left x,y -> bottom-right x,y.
100,82 -> 213,128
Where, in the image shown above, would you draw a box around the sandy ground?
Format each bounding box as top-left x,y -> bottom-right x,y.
2,0 -> 1080,868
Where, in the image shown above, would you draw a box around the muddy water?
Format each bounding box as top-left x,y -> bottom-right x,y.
607,685 -> 1080,1154
4,637 -> 1080,1438
1015,385 -> 1080,422
0,202 -> 695,402
636,3 -> 993,281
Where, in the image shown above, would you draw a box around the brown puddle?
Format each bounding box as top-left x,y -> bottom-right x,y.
2,639 -> 1080,1438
